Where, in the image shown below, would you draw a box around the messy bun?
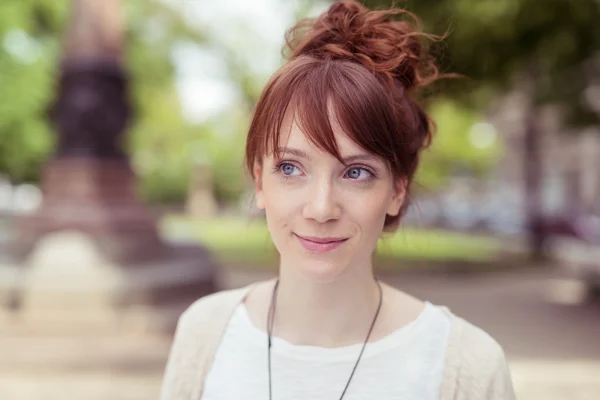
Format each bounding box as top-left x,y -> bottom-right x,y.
285,0 -> 442,91
246,1 -> 449,231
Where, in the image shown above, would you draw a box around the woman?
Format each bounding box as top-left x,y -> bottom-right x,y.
161,1 -> 515,399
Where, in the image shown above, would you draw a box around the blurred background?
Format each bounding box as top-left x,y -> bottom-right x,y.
0,0 -> 599,399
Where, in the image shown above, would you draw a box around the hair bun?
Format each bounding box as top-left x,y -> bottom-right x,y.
285,0 -> 440,90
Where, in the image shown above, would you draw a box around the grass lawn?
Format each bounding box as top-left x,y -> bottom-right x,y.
160,215 -> 502,270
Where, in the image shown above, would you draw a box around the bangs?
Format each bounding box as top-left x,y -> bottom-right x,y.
246,56 -> 402,176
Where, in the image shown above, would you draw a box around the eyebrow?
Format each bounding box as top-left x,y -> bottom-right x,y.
278,147 -> 381,165
278,147 -> 311,160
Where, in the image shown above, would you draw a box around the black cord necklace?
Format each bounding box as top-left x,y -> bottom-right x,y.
266,278 -> 383,400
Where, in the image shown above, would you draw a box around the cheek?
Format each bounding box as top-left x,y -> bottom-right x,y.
262,185 -> 302,253
261,179 -> 300,225
346,188 -> 391,229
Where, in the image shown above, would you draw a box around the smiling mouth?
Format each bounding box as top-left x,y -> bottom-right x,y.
294,234 -> 349,253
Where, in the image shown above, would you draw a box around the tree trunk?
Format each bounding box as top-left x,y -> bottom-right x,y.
523,109 -> 546,260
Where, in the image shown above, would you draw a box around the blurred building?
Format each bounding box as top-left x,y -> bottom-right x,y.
490,91 -> 600,220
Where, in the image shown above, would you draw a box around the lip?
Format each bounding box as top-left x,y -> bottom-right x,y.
294,234 -> 348,253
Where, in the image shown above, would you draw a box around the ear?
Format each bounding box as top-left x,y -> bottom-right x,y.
386,177 -> 407,217
254,164 -> 265,210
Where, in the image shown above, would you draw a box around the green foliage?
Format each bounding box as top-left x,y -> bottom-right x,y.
128,86 -> 197,203
0,0 -> 204,200
3,0 -> 597,207
122,1 -> 207,204
0,0 -> 255,205
416,99 -> 503,189
130,103 -> 250,206
203,117 -> 249,206
363,0 -> 600,127
0,0 -> 66,182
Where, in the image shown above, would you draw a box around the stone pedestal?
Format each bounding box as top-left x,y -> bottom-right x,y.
1,146 -> 220,341
0,232 -> 218,400
6,230 -> 216,334
14,158 -> 162,260
2,155 -> 219,333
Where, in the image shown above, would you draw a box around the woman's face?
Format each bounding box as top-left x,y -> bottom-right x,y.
255,115 -> 405,282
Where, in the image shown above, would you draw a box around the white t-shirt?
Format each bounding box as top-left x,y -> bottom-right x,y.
201,301 -> 452,400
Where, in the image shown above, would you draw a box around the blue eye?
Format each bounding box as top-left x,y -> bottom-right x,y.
279,163 -> 299,176
346,167 -> 372,180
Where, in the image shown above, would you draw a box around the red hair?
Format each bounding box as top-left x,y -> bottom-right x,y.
245,0 -> 445,231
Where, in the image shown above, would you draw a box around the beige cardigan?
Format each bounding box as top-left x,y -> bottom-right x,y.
160,283 -> 516,400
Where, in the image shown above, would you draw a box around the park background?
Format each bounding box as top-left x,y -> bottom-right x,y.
0,0 -> 599,399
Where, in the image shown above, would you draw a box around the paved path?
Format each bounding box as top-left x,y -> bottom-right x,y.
3,266 -> 599,399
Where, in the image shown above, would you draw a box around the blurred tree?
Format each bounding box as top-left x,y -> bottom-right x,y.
0,0 -> 216,204
0,1 -> 66,182
417,100 -> 503,190
0,0 -> 183,180
362,0 -> 600,257
0,0 -> 292,207
361,0 -> 599,121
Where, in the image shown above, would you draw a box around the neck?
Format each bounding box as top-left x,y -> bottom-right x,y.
270,260 -> 382,348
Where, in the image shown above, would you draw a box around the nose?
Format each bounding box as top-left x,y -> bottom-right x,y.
302,178 -> 341,223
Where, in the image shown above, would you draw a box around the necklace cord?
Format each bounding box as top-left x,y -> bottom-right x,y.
266,279 -> 383,400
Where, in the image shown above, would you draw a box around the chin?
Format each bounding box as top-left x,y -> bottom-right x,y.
292,257 -> 350,283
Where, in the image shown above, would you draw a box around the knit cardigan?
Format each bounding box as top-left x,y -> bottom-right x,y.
160,283 -> 516,400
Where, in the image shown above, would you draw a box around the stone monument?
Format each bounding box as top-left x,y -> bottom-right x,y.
0,2 -> 220,397
2,0 -> 218,334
